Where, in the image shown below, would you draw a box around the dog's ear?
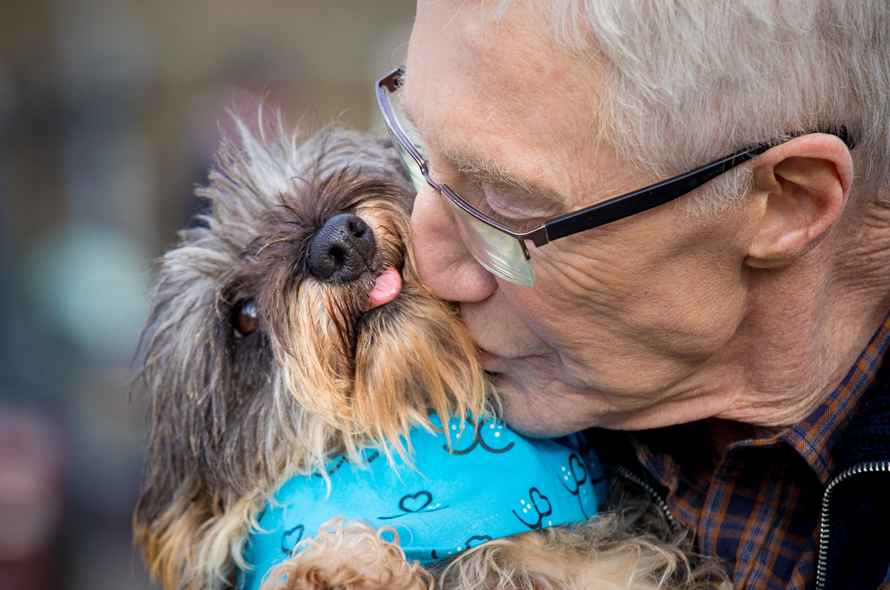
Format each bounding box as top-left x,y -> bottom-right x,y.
133,239 -> 232,588
134,219 -> 282,589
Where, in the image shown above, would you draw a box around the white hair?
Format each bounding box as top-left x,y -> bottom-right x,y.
496,0 -> 890,212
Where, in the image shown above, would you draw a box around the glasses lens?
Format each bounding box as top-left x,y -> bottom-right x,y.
380,73 -> 537,288
382,89 -> 427,193
447,198 -> 537,287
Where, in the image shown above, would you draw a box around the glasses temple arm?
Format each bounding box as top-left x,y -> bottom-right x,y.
541,146 -> 766,243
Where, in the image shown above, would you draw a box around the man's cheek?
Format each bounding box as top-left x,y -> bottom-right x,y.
500,272 -> 607,351
461,297 -> 547,357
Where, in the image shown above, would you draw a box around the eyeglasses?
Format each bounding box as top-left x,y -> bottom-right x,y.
376,66 -> 852,288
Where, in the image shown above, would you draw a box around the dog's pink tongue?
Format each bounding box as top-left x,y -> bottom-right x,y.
369,268 -> 402,308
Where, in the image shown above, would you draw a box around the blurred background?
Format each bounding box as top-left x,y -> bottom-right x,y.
0,1 -> 414,588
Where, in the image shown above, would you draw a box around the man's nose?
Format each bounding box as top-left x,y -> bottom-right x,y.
410,184 -> 498,302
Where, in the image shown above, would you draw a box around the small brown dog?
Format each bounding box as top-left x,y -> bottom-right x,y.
134,117 -> 727,590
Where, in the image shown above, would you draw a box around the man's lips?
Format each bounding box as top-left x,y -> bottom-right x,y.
368,267 -> 402,308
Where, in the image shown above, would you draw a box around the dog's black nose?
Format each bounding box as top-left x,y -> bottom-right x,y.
308,213 -> 377,282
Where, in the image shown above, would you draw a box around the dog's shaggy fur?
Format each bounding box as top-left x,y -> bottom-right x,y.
134,118 -> 728,590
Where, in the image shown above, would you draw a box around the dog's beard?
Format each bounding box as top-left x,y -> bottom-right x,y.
270,199 -> 488,466
283,280 -> 488,459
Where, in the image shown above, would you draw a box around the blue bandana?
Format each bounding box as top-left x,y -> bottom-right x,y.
239,415 -> 608,590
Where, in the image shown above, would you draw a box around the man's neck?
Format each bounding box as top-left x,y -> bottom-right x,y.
708,197 -> 890,430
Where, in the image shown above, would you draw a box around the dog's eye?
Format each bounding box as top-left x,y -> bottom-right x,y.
234,301 -> 259,337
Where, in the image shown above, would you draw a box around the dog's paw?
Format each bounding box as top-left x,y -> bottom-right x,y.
259,518 -> 432,590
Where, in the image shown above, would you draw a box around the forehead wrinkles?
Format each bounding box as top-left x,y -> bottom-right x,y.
406,0 -> 611,209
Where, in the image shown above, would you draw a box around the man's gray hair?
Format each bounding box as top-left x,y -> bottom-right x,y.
497,0 -> 890,211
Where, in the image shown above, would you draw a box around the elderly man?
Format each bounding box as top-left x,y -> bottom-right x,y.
376,0 -> 890,588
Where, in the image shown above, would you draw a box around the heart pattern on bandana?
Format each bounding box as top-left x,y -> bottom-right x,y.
530,488 -> 552,518
379,491 -> 449,520
400,491 -> 433,513
280,524 -> 304,555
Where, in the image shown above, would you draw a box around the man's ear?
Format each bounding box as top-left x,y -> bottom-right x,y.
745,133 -> 853,269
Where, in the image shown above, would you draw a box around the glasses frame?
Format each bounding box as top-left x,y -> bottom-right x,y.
376,66 -> 853,264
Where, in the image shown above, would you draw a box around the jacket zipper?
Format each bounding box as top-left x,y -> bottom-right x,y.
604,463 -> 680,531
815,460 -> 890,590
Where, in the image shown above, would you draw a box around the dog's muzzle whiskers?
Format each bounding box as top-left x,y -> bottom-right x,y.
322,287 -> 368,375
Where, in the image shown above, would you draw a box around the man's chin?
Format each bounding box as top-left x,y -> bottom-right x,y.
492,374 -> 598,438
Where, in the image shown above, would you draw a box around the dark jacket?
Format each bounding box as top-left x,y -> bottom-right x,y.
821,353 -> 890,590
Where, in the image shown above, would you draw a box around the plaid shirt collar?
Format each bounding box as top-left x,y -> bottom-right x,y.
778,313 -> 890,484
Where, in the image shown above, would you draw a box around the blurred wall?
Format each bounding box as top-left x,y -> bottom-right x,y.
0,1 -> 414,588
